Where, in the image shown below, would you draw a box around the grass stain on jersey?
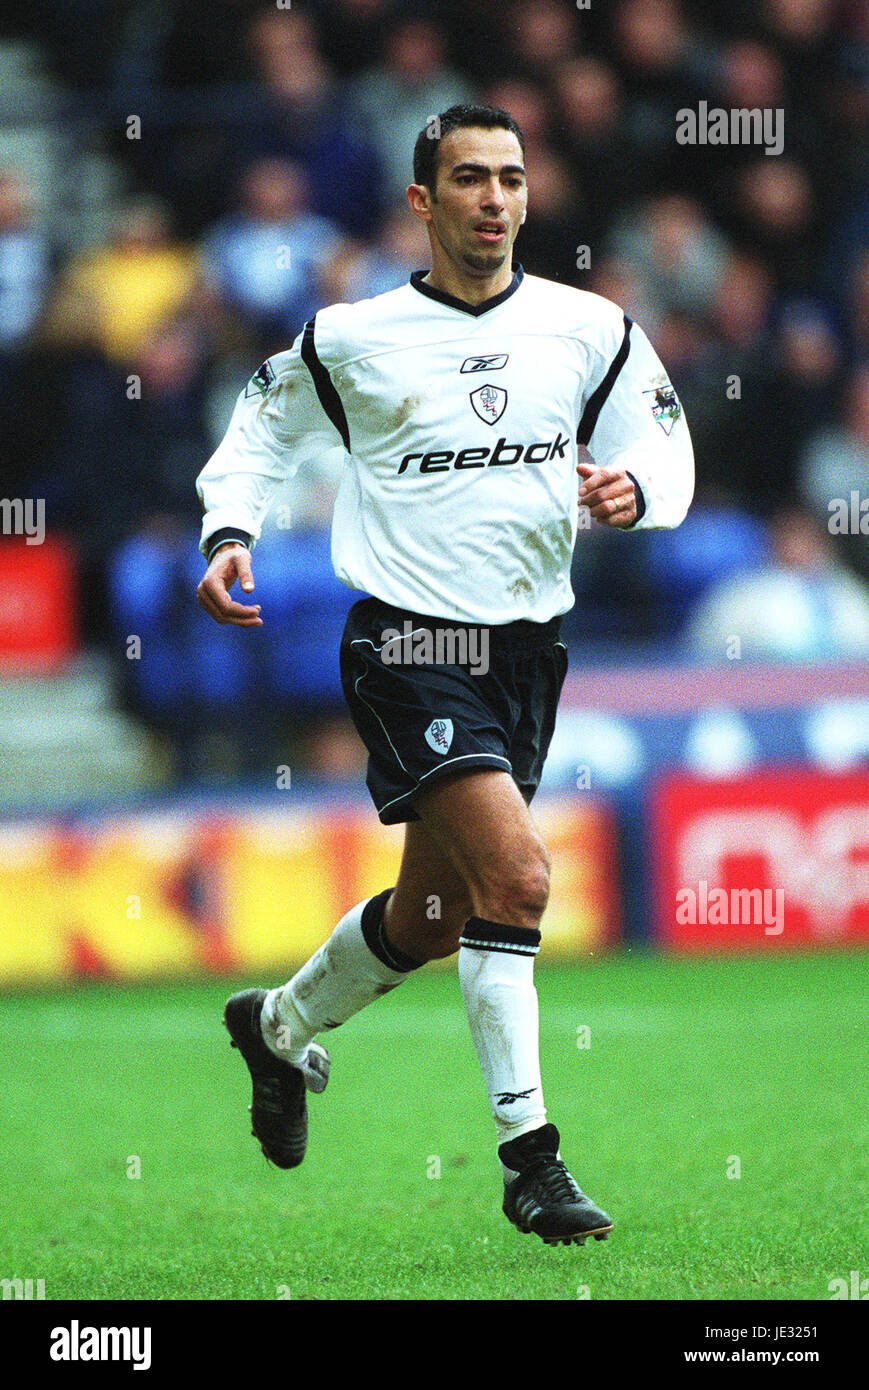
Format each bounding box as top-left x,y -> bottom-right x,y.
389,394 -> 423,431
521,519 -> 572,573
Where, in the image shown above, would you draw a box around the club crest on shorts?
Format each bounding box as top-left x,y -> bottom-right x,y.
470,384 -> 507,425
424,718 -> 453,755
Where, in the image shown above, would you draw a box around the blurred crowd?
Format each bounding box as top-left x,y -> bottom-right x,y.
0,0 -> 867,778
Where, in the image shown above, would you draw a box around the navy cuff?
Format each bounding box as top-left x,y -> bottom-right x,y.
205,528 -> 252,563
625,473 -> 646,526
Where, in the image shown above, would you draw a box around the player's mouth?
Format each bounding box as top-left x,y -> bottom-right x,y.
472,221 -> 507,244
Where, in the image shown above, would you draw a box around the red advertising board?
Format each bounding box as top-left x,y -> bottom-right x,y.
650,768 -> 869,950
0,535 -> 78,670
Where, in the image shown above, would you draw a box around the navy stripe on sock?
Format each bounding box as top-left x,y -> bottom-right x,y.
360,888 -> 422,972
459,917 -> 541,956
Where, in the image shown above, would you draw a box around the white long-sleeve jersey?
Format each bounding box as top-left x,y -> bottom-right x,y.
196,266 -> 694,625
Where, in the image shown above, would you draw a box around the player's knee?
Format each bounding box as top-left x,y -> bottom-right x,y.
471,849 -> 551,928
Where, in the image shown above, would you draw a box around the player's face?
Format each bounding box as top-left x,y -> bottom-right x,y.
425,127 -> 527,277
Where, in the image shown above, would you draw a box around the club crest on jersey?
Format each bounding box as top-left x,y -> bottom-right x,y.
643,382 -> 682,435
424,718 -> 453,755
470,384 -> 508,425
245,359 -> 276,398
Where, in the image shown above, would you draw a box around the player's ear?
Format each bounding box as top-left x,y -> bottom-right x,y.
407,183 -> 434,223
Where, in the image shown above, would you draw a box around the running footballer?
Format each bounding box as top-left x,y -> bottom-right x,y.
195,105 -> 694,1246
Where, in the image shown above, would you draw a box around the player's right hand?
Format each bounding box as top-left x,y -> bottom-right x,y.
196,543 -> 263,627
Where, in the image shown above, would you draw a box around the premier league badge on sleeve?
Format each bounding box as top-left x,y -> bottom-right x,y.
245,359 -> 277,398
643,381 -> 682,435
470,384 -> 508,425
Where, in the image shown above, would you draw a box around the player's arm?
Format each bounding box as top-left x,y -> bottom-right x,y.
195,323 -> 346,627
196,540 -> 262,627
576,317 -> 694,531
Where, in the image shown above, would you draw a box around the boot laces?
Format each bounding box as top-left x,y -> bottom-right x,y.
525,1155 -> 579,1204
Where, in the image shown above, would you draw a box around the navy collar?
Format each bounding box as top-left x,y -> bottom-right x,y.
410,264 -> 524,317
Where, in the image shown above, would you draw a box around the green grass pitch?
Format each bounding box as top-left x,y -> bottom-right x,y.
1,950 -> 866,1301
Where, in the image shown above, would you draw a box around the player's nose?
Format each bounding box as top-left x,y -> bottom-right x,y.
480,184 -> 505,211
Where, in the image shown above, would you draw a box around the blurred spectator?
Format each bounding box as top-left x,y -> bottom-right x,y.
675,254 -> 778,508
705,37 -> 830,195
57,197 -> 200,365
108,508 -> 361,782
2,321 -> 127,635
731,158 -> 820,294
612,0 -> 695,84
798,364 -> 869,581
506,0 -> 584,82
317,207 -> 430,304
773,297 -> 845,447
844,246 -> 869,362
714,254 -> 776,352
113,322 -> 213,528
645,500 -> 773,634
721,38 -> 786,111
0,171 -> 50,353
607,194 -> 730,320
608,0 -> 711,184
515,147 -> 584,284
243,7 -> 384,237
201,158 -> 343,348
586,254 -> 662,339
685,508 -> 869,661
567,489 -> 658,642
108,519 -> 270,780
482,79 -> 550,155
345,17 -> 476,203
158,0 -> 261,88
554,58 -> 647,242
315,0 -> 400,78
760,0 -> 840,99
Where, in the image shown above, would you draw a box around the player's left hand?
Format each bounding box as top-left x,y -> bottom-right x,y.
576,461 -> 637,528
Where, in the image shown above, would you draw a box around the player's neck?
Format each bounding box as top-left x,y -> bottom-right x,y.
423,255 -> 515,307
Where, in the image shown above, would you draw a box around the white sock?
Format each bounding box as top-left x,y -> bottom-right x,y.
458,916 -> 547,1146
260,888 -> 420,1063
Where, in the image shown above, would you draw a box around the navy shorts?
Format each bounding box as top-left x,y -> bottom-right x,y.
339,596 -> 568,824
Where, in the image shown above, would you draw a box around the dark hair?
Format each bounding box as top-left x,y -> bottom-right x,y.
412,104 -> 526,193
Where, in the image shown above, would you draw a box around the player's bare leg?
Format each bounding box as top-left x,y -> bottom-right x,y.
408,768 -> 614,1246
224,814 -> 466,1168
382,819 -> 474,961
